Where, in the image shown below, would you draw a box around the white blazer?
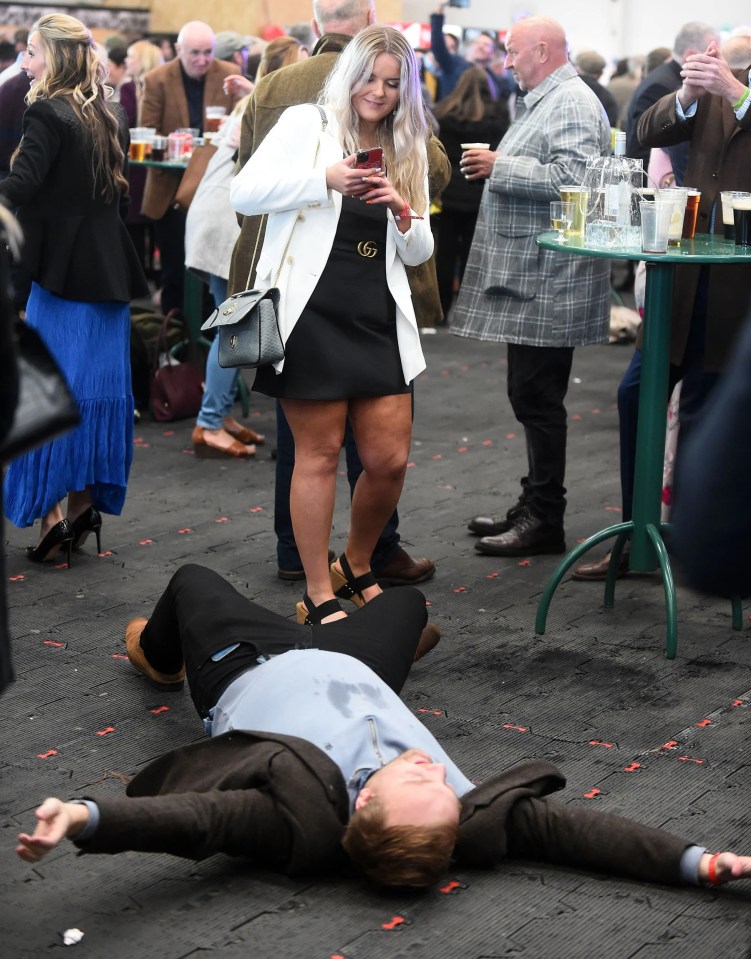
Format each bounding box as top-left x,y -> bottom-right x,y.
230,104 -> 433,383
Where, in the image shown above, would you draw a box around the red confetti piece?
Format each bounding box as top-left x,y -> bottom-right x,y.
457,446 -> 468,453
505,432 -> 516,439
163,430 -> 174,436
406,461 -> 416,468
732,699 -> 745,707
133,436 -> 143,443
432,453 -> 443,460
98,550 -> 113,557
678,756 -> 705,764
150,706 -> 169,715
112,653 -> 128,660
95,727 -> 115,736
249,506 -> 264,513
37,749 -> 58,759
576,537 -> 586,543
139,539 -> 153,546
381,916 -> 406,930
452,586 -> 467,593
136,442 -> 150,448
215,517 -> 228,523
178,528 -> 191,534
482,439 -> 493,446
605,506 -> 622,512
440,369 -> 450,377
181,449 -> 195,455
503,724 -> 528,732
571,414 -> 582,421
418,709 -> 444,716
592,408 -> 601,414
486,571 -> 500,578
518,559 -> 531,567
589,740 -> 614,748
623,762 -> 641,772
54,562 -> 68,569
439,880 -> 464,894
8,575 -> 24,582
43,640 -> 65,648
583,788 -> 601,799
425,600 -> 431,606
695,719 -> 712,728
662,740 -> 678,749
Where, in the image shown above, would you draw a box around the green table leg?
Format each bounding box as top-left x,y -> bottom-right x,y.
535,521 -> 632,635
731,596 -> 743,631
630,261 -> 673,571
646,522 -> 677,658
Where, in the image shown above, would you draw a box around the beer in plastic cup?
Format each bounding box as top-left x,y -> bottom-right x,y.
559,186 -> 588,238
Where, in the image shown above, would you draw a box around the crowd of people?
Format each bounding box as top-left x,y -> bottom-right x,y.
2,0 -> 751,899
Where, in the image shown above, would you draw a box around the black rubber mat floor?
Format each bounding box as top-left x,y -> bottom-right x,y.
2,328 -> 750,958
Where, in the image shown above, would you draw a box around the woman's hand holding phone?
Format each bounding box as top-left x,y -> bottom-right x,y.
326,154 -> 375,198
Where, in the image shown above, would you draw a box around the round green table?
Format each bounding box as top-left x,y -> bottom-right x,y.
534,231 -> 751,657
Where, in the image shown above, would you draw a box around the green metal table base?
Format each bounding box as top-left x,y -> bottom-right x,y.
533,238 -> 749,658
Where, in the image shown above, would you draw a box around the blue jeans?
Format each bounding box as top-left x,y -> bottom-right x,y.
274,401 -> 401,571
195,275 -> 238,431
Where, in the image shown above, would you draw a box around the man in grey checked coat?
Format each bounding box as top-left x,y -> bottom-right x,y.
452,17 -> 611,557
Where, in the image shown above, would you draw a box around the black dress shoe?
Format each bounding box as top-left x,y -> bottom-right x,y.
474,508 -> 565,557
467,502 -> 526,536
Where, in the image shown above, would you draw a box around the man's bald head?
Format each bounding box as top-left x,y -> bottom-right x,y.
505,17 -> 569,92
176,20 -> 215,79
312,0 -> 375,39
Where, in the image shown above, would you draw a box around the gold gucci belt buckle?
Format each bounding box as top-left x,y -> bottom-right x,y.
357,240 -> 378,258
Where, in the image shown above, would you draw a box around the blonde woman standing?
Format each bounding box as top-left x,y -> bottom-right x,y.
1,14 -> 148,564
231,26 -> 433,624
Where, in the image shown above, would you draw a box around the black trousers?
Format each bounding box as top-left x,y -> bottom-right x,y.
139,564 -> 427,718
506,343 -> 574,527
152,206 -> 186,316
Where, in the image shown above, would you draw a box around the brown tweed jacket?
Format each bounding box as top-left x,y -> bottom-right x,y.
227,33 -> 451,327
139,58 -> 239,220
637,74 -> 751,370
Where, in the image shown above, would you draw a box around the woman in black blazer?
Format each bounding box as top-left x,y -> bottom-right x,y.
0,13 -> 147,566
433,68 -> 509,317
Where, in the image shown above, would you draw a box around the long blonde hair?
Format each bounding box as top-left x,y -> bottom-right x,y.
256,36 -> 302,81
320,25 -> 429,212
24,13 -> 128,202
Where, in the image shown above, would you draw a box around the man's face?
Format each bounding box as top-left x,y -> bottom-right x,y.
505,27 -> 545,92
470,34 -> 496,67
357,749 -> 461,827
177,27 -> 215,80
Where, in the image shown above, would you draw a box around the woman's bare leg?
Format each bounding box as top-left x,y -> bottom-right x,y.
343,393 -> 413,603
66,489 -> 93,525
281,397 -> 349,622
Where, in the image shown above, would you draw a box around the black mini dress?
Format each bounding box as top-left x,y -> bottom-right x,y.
252,197 -> 410,400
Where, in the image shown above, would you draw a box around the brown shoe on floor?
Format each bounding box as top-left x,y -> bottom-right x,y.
125,617 -> 185,690
192,425 -> 256,459
223,421 -> 266,445
373,548 -> 436,586
414,622 -> 440,662
572,549 -> 630,581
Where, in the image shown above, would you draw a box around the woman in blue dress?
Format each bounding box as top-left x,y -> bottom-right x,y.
0,13 -> 148,565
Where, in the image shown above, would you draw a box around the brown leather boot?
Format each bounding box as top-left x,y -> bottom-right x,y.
572,549 -> 630,581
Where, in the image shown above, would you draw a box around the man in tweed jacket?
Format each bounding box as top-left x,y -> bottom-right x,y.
452,17 -> 610,557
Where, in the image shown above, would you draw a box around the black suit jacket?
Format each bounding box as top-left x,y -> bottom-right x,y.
0,97 -> 148,302
77,732 -> 691,883
625,59 -> 683,164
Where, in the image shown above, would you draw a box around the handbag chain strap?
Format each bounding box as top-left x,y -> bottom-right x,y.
246,105 -> 328,290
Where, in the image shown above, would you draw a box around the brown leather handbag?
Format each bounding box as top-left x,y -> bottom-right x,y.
172,142 -> 218,213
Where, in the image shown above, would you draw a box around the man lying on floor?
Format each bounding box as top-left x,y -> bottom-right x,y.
16,564 -> 751,890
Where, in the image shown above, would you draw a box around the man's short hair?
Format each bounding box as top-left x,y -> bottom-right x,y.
673,21 -> 716,58
313,0 -> 372,29
342,799 -> 458,888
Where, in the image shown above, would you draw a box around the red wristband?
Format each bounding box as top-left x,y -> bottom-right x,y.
394,203 -> 424,221
707,853 -> 721,886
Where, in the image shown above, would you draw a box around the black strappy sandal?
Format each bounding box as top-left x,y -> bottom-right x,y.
296,593 -> 346,625
330,553 -> 378,608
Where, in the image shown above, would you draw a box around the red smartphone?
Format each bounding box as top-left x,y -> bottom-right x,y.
355,147 -> 383,171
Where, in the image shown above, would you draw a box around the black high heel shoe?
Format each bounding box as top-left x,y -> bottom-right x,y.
26,519 -> 74,567
296,593 -> 345,625
329,553 -> 378,608
70,507 -> 103,553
